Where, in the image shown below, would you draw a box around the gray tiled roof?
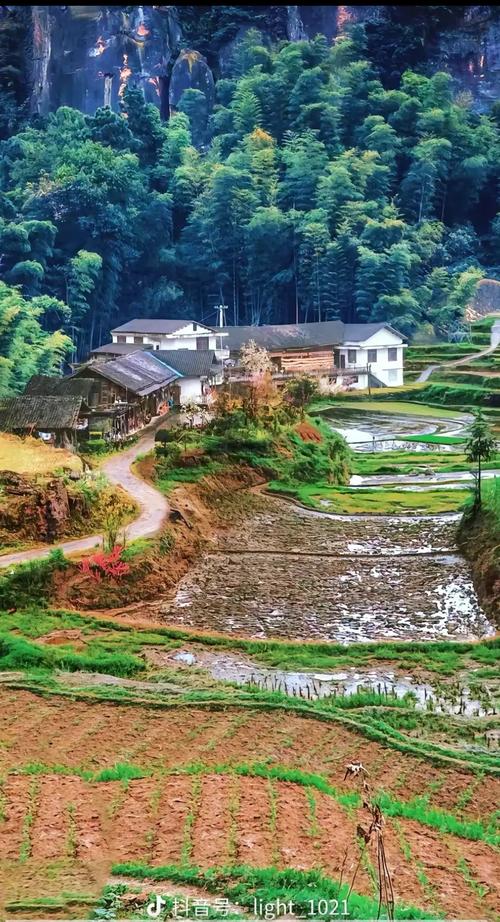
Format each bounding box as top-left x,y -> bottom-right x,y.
0,396 -> 84,431
111,318 -> 217,335
25,375 -> 96,401
84,351 -> 180,396
216,321 -> 403,352
90,343 -> 150,356
342,323 -> 403,341
155,350 -> 221,378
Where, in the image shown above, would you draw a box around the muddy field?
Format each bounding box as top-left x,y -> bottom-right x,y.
0,691 -> 499,919
161,496 -> 492,642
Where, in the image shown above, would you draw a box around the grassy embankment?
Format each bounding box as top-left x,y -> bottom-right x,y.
458,478 -> 500,621
0,433 -> 83,475
153,412 -> 477,515
0,604 -> 498,775
12,865 -> 435,921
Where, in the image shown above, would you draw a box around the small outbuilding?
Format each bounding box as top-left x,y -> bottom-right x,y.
0,395 -> 87,449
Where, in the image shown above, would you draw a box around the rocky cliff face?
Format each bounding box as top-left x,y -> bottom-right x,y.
29,5 -> 182,118
8,5 -> 500,124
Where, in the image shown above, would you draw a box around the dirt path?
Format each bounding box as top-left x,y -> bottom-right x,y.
417,318 -> 500,382
0,414 -> 171,569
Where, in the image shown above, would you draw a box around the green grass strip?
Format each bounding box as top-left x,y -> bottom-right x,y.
111,862 -> 436,920
6,677 -> 500,776
3,607 -> 498,677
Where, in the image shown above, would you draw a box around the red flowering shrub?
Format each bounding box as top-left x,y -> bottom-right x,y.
79,545 -> 130,582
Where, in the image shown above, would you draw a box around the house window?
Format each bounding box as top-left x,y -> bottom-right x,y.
134,336 -> 143,344
193,323 -> 197,331
367,349 -> 377,363
388,347 -> 398,361
196,337 -> 209,351
388,369 -> 398,383
347,349 -> 357,364
117,335 -> 126,343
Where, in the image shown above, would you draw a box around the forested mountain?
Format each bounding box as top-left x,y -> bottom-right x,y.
0,9 -> 500,389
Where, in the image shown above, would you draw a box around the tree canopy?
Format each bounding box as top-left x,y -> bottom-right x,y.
0,25 -> 499,389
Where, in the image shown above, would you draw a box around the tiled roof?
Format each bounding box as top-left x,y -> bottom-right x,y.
342,323 -> 404,342
25,375 -> 96,401
216,321 -> 404,351
0,396 -> 84,431
155,350 -> 221,378
90,343 -> 150,356
24,375 -> 61,396
111,318 -> 217,335
83,351 -> 180,396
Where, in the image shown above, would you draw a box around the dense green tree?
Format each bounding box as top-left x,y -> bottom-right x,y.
0,282 -> 72,394
0,21 -> 498,374
465,410 -> 496,507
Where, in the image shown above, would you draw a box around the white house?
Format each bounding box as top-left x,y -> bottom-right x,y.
333,324 -> 406,388
218,320 -> 406,390
155,350 -> 223,405
110,319 -> 229,359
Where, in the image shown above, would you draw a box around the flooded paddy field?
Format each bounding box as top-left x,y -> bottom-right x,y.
145,646 -> 497,718
160,495 -> 493,643
322,407 -> 470,450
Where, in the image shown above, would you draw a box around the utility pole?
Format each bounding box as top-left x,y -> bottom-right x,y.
217,304 -> 228,327
217,303 -> 229,359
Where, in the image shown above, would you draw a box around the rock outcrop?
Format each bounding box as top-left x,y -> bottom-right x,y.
30,5 -> 182,118
0,470 -> 86,543
4,4 -> 500,131
467,278 -> 500,320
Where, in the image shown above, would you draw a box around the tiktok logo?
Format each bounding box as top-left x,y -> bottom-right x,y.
147,894 -> 167,918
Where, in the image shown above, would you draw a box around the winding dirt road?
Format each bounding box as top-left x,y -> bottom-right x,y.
0,417 -> 170,569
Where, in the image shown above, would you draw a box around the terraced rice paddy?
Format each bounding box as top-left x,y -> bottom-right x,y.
162,496 -> 492,642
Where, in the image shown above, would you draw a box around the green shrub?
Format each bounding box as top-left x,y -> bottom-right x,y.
93,762 -> 151,783
159,530 -> 175,554
155,429 -> 176,444
81,438 -> 107,455
0,549 -> 68,609
155,443 -> 182,467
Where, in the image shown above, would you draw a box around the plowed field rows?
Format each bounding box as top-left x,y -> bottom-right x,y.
0,691 -> 496,823
0,770 -> 499,917
0,692 -> 499,917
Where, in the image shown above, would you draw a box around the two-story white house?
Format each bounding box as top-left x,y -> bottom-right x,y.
109,319 -> 229,359
333,324 -> 406,388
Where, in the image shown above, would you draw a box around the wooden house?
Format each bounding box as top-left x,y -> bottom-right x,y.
70,350 -> 180,433
0,395 -> 88,449
217,320 -> 407,388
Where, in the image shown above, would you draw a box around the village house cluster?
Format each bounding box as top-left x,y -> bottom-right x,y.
0,318 -> 406,448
